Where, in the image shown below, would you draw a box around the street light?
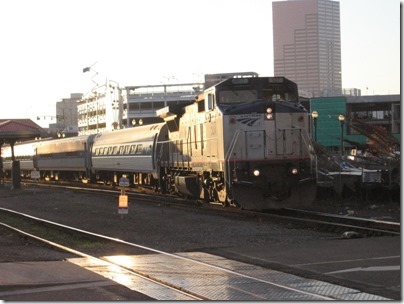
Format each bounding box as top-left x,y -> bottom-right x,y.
338,114 -> 345,156
311,111 -> 318,142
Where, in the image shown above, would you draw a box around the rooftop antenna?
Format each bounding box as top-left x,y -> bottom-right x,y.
83,61 -> 99,88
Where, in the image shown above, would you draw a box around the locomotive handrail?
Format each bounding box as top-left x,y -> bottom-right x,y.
224,129 -> 244,191
156,140 -> 170,167
292,125 -> 318,176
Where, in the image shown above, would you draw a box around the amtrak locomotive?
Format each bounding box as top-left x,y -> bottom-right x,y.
2,77 -> 317,210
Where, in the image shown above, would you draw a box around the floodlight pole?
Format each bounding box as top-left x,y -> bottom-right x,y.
338,114 -> 345,156
311,111 -> 318,142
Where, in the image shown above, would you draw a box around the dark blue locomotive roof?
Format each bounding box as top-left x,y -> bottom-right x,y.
158,76 -> 308,119
218,100 -> 308,115
212,76 -> 307,115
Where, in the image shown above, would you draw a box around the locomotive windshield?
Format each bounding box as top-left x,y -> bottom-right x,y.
262,89 -> 297,102
215,77 -> 299,105
218,89 -> 257,104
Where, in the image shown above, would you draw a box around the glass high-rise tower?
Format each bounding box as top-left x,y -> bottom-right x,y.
273,0 -> 342,97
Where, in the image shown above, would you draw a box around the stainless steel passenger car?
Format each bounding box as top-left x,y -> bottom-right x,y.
91,123 -> 168,186
35,135 -> 95,181
1,140 -> 38,177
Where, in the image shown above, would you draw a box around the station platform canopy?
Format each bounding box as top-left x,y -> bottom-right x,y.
0,119 -> 43,188
0,118 -> 42,163
0,119 -> 42,143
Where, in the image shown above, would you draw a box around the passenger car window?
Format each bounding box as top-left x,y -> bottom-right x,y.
136,144 -> 143,155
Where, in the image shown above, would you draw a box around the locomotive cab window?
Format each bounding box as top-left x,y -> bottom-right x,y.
206,93 -> 215,111
218,90 -> 257,104
263,88 -> 297,102
198,99 -> 205,112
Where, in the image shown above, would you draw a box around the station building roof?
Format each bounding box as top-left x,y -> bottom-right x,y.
346,94 -> 400,104
0,119 -> 42,142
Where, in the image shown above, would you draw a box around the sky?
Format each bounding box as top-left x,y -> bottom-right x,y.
0,0 -> 401,128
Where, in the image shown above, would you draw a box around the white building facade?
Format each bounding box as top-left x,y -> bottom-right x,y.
78,80 -> 126,135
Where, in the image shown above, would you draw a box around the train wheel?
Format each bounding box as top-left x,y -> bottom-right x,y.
216,188 -> 229,207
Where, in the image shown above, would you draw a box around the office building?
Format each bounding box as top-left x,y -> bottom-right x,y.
273,0 -> 342,97
47,93 -> 82,137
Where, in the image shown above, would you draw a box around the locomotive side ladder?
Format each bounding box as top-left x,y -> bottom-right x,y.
224,129 -> 244,195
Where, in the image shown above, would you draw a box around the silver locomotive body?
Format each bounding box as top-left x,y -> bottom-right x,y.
159,77 -> 317,209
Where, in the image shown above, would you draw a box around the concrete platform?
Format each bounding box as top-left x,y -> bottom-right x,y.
0,260 -> 153,301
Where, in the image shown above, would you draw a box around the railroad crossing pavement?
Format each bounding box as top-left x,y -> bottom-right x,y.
216,235 -> 400,299
0,251 -> 392,301
69,251 -> 392,300
0,236 -> 399,301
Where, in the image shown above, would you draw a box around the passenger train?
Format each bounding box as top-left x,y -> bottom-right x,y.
1,76 -> 317,210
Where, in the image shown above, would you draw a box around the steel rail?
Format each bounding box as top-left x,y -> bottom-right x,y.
278,208 -> 400,236
0,207 -> 335,300
0,216 -> 205,300
10,180 -> 401,236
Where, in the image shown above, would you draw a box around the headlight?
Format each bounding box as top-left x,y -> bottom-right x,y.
253,169 -> 260,176
265,108 -> 273,120
291,168 -> 298,175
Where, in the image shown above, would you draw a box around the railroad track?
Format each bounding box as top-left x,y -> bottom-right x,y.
8,180 -> 401,237
266,208 -> 400,237
0,207 -> 369,301
0,208 -> 203,300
